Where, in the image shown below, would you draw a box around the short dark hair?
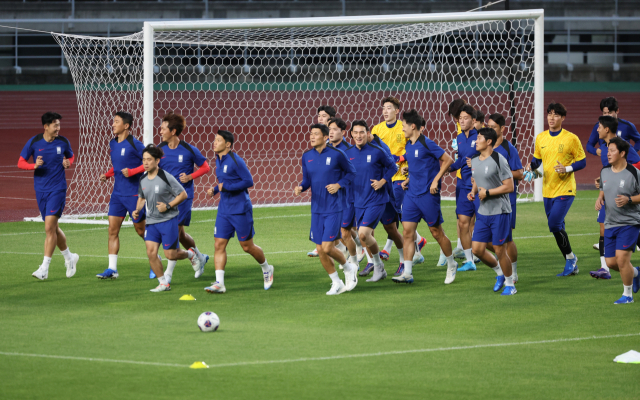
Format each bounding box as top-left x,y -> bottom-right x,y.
402,109 -> 426,129
546,102 -> 567,117
458,105 -> 477,120
608,136 -> 629,159
317,105 -> 336,118
327,117 -> 347,131
381,96 -> 401,109
447,99 -> 467,118
350,120 -> 369,133
475,109 -> 485,123
143,144 -> 164,160
478,127 -> 498,147
115,111 -> 133,130
488,113 -> 506,127
162,111 -> 186,136
599,115 -> 619,135
42,112 -> 62,126
217,129 -> 234,146
600,96 -> 619,112
310,123 -> 330,136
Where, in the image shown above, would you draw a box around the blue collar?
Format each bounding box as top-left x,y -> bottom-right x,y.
549,129 -> 562,137
386,120 -> 397,129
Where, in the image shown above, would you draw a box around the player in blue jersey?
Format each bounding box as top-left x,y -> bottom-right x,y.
294,123 -> 359,295
392,110 -> 458,285
157,112 -> 210,279
97,112 -> 147,279
449,105 -> 480,272
346,120 -> 398,282
205,130 -> 274,293
18,112 -> 79,280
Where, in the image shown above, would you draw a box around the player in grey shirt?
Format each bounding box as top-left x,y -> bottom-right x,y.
467,128 -> 517,295
595,137 -> 640,304
132,145 -> 202,292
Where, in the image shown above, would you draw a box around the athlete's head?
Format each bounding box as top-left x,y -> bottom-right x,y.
401,109 -> 425,139
600,96 -> 619,117
381,96 -> 401,124
349,119 -> 370,142
142,144 -> 164,172
328,117 -> 347,145
447,98 -> 467,123
607,136 -> 629,164
474,109 -> 485,131
214,129 -> 234,154
41,112 -> 62,138
476,127 -> 497,151
487,113 -> 506,137
160,111 -> 186,142
458,105 -> 476,132
309,123 -> 329,148
113,111 -> 133,136
598,115 -> 619,140
546,102 -> 566,131
317,105 -> 337,125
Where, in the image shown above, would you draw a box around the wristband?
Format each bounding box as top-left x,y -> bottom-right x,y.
565,165 -> 574,173
629,196 -> 633,205
486,189 -> 490,197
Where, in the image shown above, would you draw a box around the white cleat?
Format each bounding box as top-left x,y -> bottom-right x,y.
445,262 -> 458,284
263,265 -> 274,290
343,263 -> 358,291
307,248 -> 319,257
65,253 -> 79,278
188,248 -> 202,273
592,243 -> 599,250
452,247 -> 465,260
326,280 -> 347,295
205,282 -> 226,294
194,253 -> 208,279
392,273 -> 414,284
366,267 -> 387,282
32,266 -> 48,280
413,252 -> 425,264
436,252 -> 447,267
150,283 -> 171,292
356,247 -> 366,263
473,255 -> 481,264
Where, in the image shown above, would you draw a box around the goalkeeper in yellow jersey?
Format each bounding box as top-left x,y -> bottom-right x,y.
525,102 -> 586,277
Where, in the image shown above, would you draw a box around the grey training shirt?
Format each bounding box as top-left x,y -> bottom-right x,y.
138,168 -> 186,225
600,163 -> 640,229
471,151 -> 513,216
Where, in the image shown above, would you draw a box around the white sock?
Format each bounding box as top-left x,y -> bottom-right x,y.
166,260 -> 177,275
457,238 -> 463,250
493,265 -> 504,276
440,248 -> 445,256
108,254 -> 118,271
505,275 -> 514,286
623,284 -> 633,297
329,271 -> 341,284
336,242 -> 347,252
215,270 -> 225,285
194,246 -> 202,257
158,276 -> 167,285
383,239 -> 393,254
353,233 -> 363,249
187,249 -> 195,259
260,260 -> 270,272
565,252 -> 575,260
42,256 -> 52,269
463,248 -> 473,262
446,255 -> 456,269
415,231 -> 423,244
398,250 -> 405,263
372,252 -> 383,267
600,257 -> 609,270
365,250 -> 373,264
60,248 -> 72,262
349,255 -> 358,265
633,267 -> 639,277
512,261 -> 517,276
404,260 -> 413,275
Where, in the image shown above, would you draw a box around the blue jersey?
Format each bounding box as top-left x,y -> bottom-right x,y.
451,128 -> 479,189
493,139 -> 524,206
158,140 -> 207,199
109,135 -> 145,197
331,139 -> 355,206
405,135 -> 446,198
20,134 -> 73,193
345,143 -> 397,208
371,135 -> 399,205
214,151 -> 253,215
587,118 -> 640,165
300,145 -> 355,214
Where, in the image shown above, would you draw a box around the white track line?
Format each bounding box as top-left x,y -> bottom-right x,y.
1,332 -> 637,370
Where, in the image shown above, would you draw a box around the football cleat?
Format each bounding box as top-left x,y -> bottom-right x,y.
457,261 -> 477,272
149,268 -> 156,279
65,253 -> 79,278
307,248 -> 319,257
501,286 -> 517,296
356,247 -> 366,263
150,283 -> 171,292
380,250 -> 390,261
392,273 -> 414,284
633,267 -> 640,294
417,237 -> 427,252
452,247 -> 465,260
343,263 -> 358,291
32,266 -> 48,280
189,248 -> 203,272
393,263 -> 404,276
436,252 -> 447,267
614,295 -> 634,304
326,280 -> 347,295
473,255 -> 481,264
205,282 -> 226,294
592,242 -> 599,250
96,268 -> 118,280
195,254 -> 209,279
589,268 -> 611,280
359,263 -> 374,277
557,256 -> 579,277
263,265 -> 274,290
366,267 -> 387,282
493,275 -> 506,292
444,262 -> 458,284
413,252 -> 425,264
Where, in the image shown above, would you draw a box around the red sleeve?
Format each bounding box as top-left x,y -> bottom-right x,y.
633,161 -> 640,170
104,167 -> 115,178
17,156 -> 36,170
126,165 -> 146,177
67,155 -> 75,165
190,160 -> 211,180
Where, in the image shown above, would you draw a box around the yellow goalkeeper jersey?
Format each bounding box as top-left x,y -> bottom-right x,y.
372,120 -> 407,182
533,128 -> 586,198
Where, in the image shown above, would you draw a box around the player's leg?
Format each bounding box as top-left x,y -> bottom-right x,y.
471,214 -> 505,292
146,237 -> 169,292
382,221 -> 404,276
320,227 -> 358,294
606,226 -> 639,304
590,213 -> 610,279
99,216 -> 124,279
545,197 -> 578,276
235,210 -> 274,290
456,185 -> 477,271
507,205 -> 518,282
394,220 -> 417,283
177,198 -> 208,276
356,205 -> 387,282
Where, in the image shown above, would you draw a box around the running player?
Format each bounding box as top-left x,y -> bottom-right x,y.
294,123 -> 358,295
19,112 -> 79,280
97,112 -> 147,279
205,130 -> 274,293
595,137 -> 640,304
525,102 -> 586,276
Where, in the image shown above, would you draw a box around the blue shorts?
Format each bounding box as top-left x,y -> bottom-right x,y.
145,217 -> 180,250
543,196 -> 575,232
392,181 -> 405,213
36,190 -> 66,221
341,203 -> 356,229
356,204 -> 385,230
380,201 -> 399,226
108,194 -> 145,223
177,198 -> 193,226
310,212 -> 342,245
472,213 -> 512,246
402,193 -> 444,227
604,225 -> 640,258
215,210 -> 255,241
597,204 -> 606,224
456,184 -> 478,217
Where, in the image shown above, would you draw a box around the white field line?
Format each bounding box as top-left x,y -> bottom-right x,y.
1,332 -> 637,370
0,227 -> 107,237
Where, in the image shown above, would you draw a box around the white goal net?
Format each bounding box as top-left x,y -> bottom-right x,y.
51,10 -> 543,222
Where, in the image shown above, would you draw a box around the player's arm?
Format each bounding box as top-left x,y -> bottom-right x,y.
61,141 -> 74,169
449,150 -> 464,172
595,170 -> 605,210
625,121 -> 640,152
295,157 -> 311,195
335,151 -> 356,189
467,178 -> 477,201
158,174 -> 188,213
132,184 -> 146,219
586,124 -> 600,156
371,150 -> 397,190
432,150 -> 454,194
221,159 -> 253,192
17,138 -> 40,170
557,137 -> 587,173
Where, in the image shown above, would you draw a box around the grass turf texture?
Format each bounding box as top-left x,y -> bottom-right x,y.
0,189 -> 638,400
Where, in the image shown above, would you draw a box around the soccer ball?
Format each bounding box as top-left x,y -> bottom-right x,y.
197,311 -> 220,332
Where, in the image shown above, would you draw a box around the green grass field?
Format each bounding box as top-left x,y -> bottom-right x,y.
0,189 -> 638,400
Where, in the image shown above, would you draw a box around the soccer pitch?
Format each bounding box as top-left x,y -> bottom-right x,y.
0,190 -> 638,400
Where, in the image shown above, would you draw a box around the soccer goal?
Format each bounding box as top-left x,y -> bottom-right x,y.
44,9 -> 544,224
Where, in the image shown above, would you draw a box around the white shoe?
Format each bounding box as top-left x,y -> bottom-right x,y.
473,255 -> 481,264
307,248 -> 319,257
592,243 -> 599,250
65,253 -> 79,278
436,252 -> 447,267
164,271 -> 173,284
205,282 -> 226,293
366,266 -> 387,282
188,248 -> 202,272
326,280 -> 347,295
452,247 -> 465,259
343,263 -> 358,291
150,283 -> 171,292
32,266 -> 48,280
391,273 -> 414,284
356,247 -> 366,263
413,252 -> 425,264
194,253 -> 208,278
445,262 -> 458,284
263,265 -> 274,290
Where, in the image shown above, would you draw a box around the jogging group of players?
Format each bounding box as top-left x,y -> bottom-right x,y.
16,95 -> 640,303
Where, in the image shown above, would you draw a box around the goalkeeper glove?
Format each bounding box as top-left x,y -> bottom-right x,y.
523,169 -> 543,182
451,138 -> 458,152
